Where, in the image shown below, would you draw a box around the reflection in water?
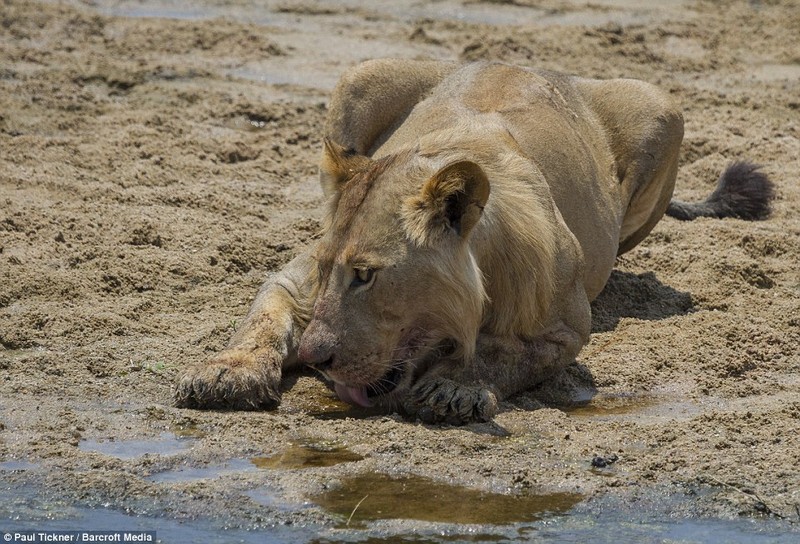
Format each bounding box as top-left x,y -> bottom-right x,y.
144,439 -> 362,482
251,440 -> 363,469
559,392 -> 699,423
313,473 -> 582,526
169,423 -> 207,439
561,393 -> 658,417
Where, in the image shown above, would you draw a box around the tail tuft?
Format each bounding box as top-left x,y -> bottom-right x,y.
667,161 -> 775,221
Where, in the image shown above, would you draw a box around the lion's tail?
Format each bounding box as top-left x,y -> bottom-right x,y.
666,161 -> 775,221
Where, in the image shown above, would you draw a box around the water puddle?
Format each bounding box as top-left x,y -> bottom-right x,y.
2,471 -> 793,543
749,64 -> 800,82
89,0 -> 680,27
93,1 -> 212,21
169,423 -> 207,439
144,439 -> 362,481
0,347 -> 50,363
313,473 -> 582,527
78,432 -> 193,460
251,440 -> 363,470
147,459 -> 254,483
1,504 -> 307,544
562,392 -> 658,416
560,392 -> 699,423
221,114 -> 274,132
334,0 -> 687,27
660,36 -> 708,60
0,461 -> 38,471
244,489 -> 312,513
307,395 -> 389,421
228,65 -> 340,91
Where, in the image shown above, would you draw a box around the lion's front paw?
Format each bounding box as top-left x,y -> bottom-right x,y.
174,351 -> 281,410
404,377 -> 498,425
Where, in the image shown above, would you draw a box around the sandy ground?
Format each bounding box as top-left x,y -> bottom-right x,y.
1,0 -> 799,541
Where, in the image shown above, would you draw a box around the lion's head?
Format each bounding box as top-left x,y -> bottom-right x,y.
297,139 -> 490,408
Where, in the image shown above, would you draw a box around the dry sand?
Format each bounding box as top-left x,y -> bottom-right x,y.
1,0 -> 799,541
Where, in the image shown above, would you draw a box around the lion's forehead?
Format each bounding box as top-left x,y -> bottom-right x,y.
332,152 -> 410,228
316,221 -> 406,276
317,155 -> 416,275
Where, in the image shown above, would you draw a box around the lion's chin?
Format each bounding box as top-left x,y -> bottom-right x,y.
331,331 -> 443,408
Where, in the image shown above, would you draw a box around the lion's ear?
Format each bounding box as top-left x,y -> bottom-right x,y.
319,138 -> 372,197
403,160 -> 490,246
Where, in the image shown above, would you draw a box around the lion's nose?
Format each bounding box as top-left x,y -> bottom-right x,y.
298,319 -> 338,368
308,357 -> 334,372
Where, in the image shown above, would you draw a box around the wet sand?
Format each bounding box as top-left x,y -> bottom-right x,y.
1,0 -> 799,541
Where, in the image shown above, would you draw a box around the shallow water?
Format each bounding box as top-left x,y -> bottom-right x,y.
313,473 -> 582,527
0,461 -> 38,471
561,392 -> 700,423
169,423 -> 207,439
3,498 -> 789,544
1,462 -> 793,543
0,506 -> 311,544
528,515 -> 790,544
87,0 -> 695,96
251,440 -> 364,470
78,432 -> 194,459
92,0 -> 689,28
146,458 -> 254,483
144,440 -> 362,482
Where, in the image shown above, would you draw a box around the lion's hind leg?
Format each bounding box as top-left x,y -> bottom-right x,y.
577,78 -> 684,255
325,59 -> 457,155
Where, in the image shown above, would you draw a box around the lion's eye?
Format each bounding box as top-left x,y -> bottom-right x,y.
351,267 -> 375,288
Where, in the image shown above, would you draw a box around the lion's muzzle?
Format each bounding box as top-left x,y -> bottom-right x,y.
297,318 -> 337,370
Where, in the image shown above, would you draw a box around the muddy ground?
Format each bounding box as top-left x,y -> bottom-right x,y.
1,0 -> 799,541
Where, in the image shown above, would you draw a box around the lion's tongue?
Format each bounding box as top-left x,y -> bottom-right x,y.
334,383 -> 373,408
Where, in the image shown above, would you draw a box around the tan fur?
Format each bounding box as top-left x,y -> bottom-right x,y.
412,122 -> 560,334
402,160 -> 489,246
176,59 -> 687,423
319,138 -> 372,197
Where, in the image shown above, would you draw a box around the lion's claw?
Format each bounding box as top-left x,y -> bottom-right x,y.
405,377 -> 497,425
174,352 -> 281,410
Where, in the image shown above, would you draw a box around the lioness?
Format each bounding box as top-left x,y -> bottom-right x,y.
175,60 -> 773,423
